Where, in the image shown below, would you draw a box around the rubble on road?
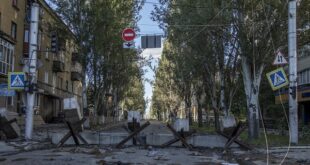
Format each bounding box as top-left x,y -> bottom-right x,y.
0,120 -> 309,165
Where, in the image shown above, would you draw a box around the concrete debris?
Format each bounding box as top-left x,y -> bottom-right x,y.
0,120 -> 308,165
0,141 -> 17,153
0,108 -> 21,139
189,152 -> 203,156
146,150 -> 158,157
88,147 -> 105,155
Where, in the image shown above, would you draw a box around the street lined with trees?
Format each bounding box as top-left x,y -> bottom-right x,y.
151,0 -> 310,141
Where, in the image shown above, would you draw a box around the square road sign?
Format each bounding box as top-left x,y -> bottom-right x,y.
266,67 -> 289,91
8,72 -> 26,90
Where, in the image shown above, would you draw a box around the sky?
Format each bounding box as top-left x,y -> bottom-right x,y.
135,0 -> 164,118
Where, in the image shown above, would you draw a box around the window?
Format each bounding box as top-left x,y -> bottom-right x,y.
11,22 -> 17,39
298,69 -> 310,85
45,47 -> 49,59
44,71 -> 49,83
38,30 -> 42,50
7,96 -> 13,106
24,29 -> 29,43
0,38 -> 14,75
0,13 -> 2,30
72,81 -> 74,93
35,94 -> 40,106
58,77 -> 63,89
52,73 -> 56,87
12,0 -> 18,7
308,70 -> 310,84
66,80 -> 68,90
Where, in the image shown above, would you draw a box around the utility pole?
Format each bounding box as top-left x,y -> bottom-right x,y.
25,1 -> 39,140
288,0 -> 298,144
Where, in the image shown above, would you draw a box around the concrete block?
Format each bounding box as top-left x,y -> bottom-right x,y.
173,119 -> 189,132
191,134 -> 238,148
219,115 -> 236,132
51,131 -> 239,148
127,111 -> 141,123
0,108 -> 20,139
146,133 -> 184,146
64,97 -> 80,110
52,131 -> 132,146
64,109 -> 82,124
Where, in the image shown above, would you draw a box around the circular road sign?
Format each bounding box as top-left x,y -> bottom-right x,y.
122,28 -> 136,41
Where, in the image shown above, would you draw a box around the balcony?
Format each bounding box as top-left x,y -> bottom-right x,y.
53,53 -> 65,72
71,62 -> 83,81
53,60 -> 65,72
71,52 -> 79,62
71,72 -> 82,81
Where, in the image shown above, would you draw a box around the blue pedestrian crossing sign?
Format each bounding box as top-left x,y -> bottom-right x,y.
8,72 -> 26,90
266,67 -> 289,91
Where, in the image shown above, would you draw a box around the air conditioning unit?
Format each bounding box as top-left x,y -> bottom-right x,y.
19,58 -> 26,65
19,58 -> 30,65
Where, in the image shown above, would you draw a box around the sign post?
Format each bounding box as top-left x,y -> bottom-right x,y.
266,68 -> 289,91
122,28 -> 136,49
122,28 -> 136,41
273,51 -> 288,65
8,72 -> 26,90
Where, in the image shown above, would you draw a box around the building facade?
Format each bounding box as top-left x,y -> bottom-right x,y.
275,46 -> 310,125
0,0 -> 83,123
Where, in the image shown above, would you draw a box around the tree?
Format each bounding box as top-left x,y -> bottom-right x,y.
152,0 -> 241,128
50,0 -> 146,124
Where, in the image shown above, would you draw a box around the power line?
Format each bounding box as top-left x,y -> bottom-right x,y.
142,0 -> 229,9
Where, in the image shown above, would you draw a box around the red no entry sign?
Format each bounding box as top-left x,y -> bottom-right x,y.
122,28 -> 136,41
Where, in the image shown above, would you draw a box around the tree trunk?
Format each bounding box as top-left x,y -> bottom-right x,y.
197,102 -> 203,127
241,56 -> 264,140
82,75 -> 88,116
185,94 -> 192,125
247,93 -> 260,139
219,69 -> 228,116
214,108 -> 220,131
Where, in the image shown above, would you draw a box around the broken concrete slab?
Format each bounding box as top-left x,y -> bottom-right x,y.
0,108 -> 21,139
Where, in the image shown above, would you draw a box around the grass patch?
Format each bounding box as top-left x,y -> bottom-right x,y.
239,132 -> 310,147
190,123 -> 215,133
190,122 -> 310,147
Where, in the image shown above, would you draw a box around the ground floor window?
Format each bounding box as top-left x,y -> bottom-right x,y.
0,38 -> 14,75
7,96 -> 13,106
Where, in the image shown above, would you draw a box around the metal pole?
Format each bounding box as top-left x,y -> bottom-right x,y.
288,0 -> 298,144
25,1 -> 39,140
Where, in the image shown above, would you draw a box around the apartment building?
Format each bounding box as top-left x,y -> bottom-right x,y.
0,0 -> 26,111
0,0 -> 83,123
275,45 -> 310,125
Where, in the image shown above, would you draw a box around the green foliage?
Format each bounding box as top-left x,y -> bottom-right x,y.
50,0 -> 147,119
